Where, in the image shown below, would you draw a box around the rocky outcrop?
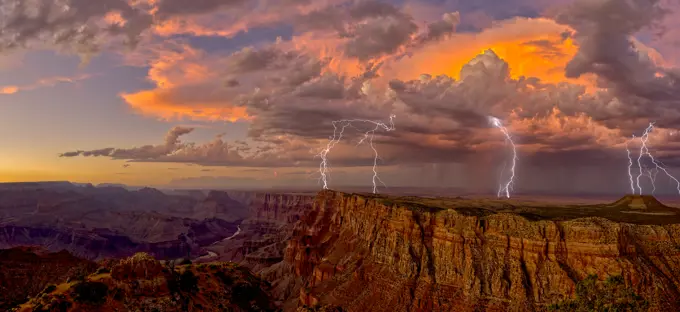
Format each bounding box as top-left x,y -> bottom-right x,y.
0,247 -> 97,310
111,252 -> 165,281
270,190 -> 680,311
14,253 -> 279,312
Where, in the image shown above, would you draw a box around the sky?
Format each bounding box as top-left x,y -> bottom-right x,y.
1,0 -> 680,195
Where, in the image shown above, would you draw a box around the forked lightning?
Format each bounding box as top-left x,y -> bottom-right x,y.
317,115 -> 396,194
626,123 -> 680,195
489,116 -> 518,198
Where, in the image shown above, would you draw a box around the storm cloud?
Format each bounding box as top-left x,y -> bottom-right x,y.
38,0 -> 680,194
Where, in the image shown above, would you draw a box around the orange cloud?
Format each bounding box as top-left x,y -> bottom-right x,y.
0,74 -> 91,95
290,32 -> 368,78
121,90 -> 249,122
103,11 -> 127,26
0,86 -> 18,94
120,42 -> 250,122
286,17 -> 600,94
383,17 -> 596,88
152,18 -> 249,38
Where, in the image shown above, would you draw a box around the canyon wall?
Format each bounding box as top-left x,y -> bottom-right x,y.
206,193 -> 315,268
265,190 -> 680,311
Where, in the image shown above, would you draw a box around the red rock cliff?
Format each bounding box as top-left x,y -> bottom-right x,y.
265,190 -> 680,311
249,193 -> 315,223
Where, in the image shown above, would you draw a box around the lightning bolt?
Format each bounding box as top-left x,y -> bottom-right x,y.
489,116 -> 517,199
317,115 -> 396,194
626,137 -> 635,194
626,122 -> 680,195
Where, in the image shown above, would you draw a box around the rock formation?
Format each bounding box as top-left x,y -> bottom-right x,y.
264,190 -> 680,311
0,247 -> 97,310
13,253 -> 279,312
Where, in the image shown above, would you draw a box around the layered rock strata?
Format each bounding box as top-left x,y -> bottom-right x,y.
267,190 -> 680,311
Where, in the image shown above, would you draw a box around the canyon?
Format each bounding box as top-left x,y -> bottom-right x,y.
4,182 -> 680,311
0,183 -> 247,260
257,191 -> 680,311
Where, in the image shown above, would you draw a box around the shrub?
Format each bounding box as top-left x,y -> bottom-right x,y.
71,281 -> 109,305
214,270 -> 235,286
179,270 -> 199,293
168,269 -> 199,295
95,267 -> 110,274
548,275 -> 648,312
41,284 -> 57,294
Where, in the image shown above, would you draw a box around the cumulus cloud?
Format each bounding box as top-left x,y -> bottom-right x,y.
342,11 -> 418,61
60,126 -> 194,159
48,0 -> 680,194
119,41 -> 328,121
557,0 -> 680,102
65,8 -> 680,169
0,0 -> 153,54
61,125 -> 325,167
60,47 -> 630,168
416,11 -> 461,44
0,0 -> 338,56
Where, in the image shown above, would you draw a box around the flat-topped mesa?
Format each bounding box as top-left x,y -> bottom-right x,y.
610,194 -> 669,210
269,189 -> 680,311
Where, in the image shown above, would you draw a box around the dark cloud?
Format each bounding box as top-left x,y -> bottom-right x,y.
67,39 -> 680,175
417,12 -> 461,43
0,0 -> 328,56
343,14 -> 418,61
0,0 -> 153,54
556,0 -> 680,103
61,125 -> 314,167
229,47 -> 287,73
60,126 -> 194,159
43,0 -> 680,194
296,1 -> 435,61
154,0 -> 249,19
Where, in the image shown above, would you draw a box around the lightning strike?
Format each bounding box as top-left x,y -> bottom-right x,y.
317,115 -> 396,194
489,116 -> 517,199
626,123 -> 680,195
626,137 -> 635,194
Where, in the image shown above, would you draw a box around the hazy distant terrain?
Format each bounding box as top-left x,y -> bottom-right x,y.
0,182 -> 249,260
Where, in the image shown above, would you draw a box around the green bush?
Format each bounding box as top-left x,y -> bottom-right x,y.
71,281 -> 109,305
548,275 -> 648,312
